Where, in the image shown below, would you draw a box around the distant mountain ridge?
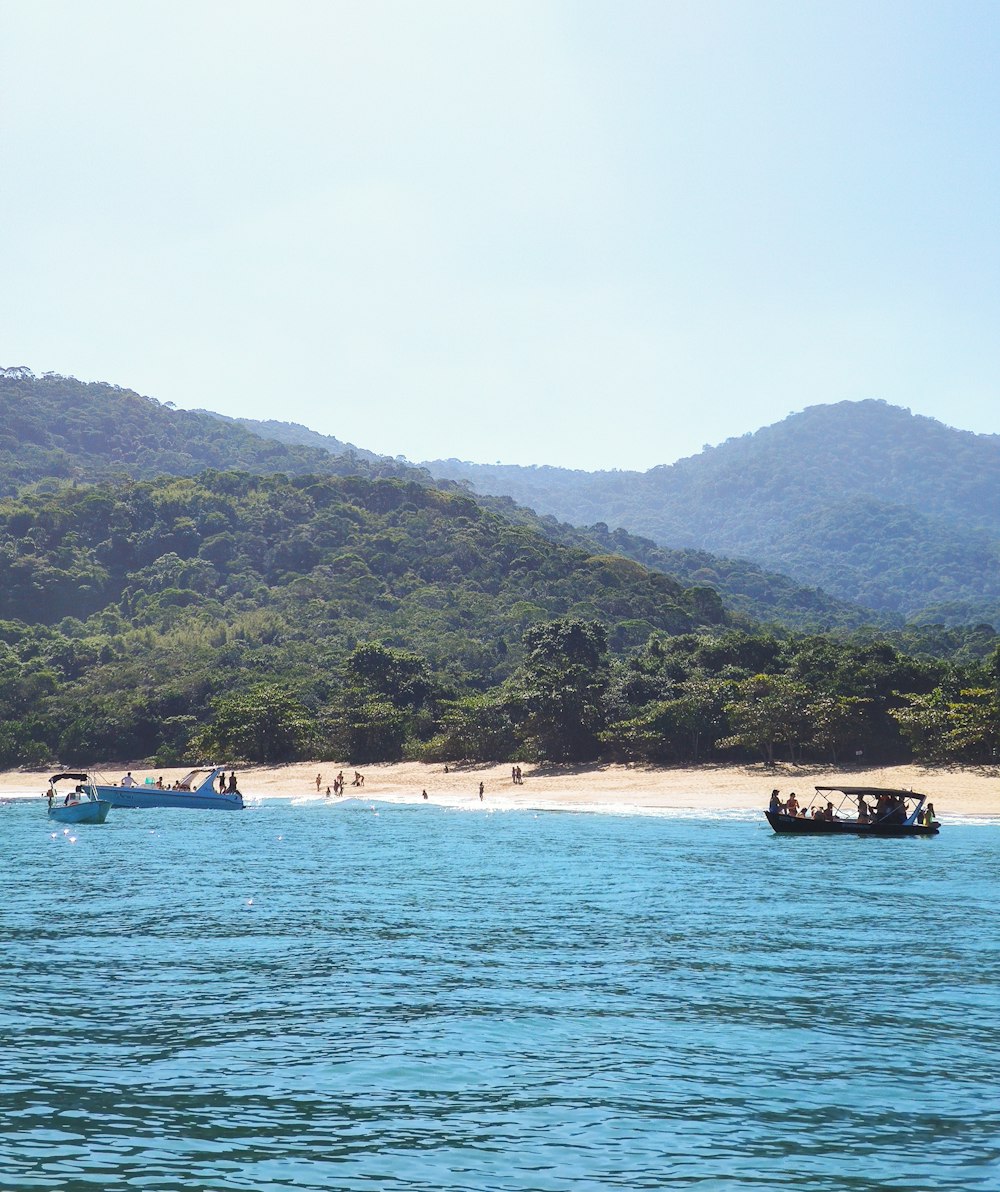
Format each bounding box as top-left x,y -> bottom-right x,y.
0,369 -> 420,493
423,400 -> 1000,624
202,412 -> 381,462
227,409 -> 889,630
5,372 -> 994,629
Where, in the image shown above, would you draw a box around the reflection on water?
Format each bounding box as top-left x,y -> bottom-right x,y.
1,801 -> 998,1190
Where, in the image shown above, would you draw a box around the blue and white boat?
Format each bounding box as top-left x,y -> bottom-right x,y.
47,773 -> 111,824
95,766 -> 244,811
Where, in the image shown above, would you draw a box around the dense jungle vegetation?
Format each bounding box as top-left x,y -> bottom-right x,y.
3,370 -> 891,630
425,399 -> 1000,624
0,467 -> 997,770
238,410 -> 898,631
1,370 -> 997,770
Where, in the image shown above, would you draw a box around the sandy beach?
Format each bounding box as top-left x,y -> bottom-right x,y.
3,759 -> 998,817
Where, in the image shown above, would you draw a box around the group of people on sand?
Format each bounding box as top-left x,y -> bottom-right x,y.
510,765 -> 524,785
321,771 -> 364,797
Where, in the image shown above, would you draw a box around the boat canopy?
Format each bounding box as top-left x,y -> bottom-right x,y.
815,786 -> 924,801
49,772 -> 90,783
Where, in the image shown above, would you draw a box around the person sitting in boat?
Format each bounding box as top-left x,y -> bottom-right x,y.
825,801 -> 837,821
768,790 -> 782,814
857,796 -> 871,823
785,792 -> 799,817
923,802 -> 937,827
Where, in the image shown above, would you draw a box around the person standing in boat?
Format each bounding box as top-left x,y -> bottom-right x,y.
121,771 -> 137,788
227,771 -> 238,793
785,792 -> 799,817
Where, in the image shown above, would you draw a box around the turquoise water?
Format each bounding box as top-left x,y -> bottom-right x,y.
1,799 -> 998,1191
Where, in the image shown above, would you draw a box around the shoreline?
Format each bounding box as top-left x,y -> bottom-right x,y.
3,760 -> 998,817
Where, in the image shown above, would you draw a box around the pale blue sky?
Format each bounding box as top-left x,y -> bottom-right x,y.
2,0 -> 998,469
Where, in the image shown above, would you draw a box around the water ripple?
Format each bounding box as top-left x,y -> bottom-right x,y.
1,801 -> 998,1190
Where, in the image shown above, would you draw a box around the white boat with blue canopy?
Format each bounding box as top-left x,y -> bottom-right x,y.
95,766 -> 244,811
46,773 -> 111,824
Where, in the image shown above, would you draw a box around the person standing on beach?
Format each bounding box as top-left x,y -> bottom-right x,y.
315,773 -> 322,793
479,781 -> 484,801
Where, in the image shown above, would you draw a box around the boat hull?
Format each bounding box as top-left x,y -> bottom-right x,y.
765,811 -> 938,837
96,786 -> 244,811
48,800 -> 111,824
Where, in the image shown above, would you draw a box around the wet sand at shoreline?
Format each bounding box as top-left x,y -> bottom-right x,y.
2,760 -> 998,817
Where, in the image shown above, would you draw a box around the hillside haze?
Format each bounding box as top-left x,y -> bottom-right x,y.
424,400 -> 1000,623
0,371 -> 997,771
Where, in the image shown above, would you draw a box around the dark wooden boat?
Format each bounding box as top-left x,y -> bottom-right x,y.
765,786 -> 940,836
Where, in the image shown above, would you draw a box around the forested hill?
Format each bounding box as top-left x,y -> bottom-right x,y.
224,406 -> 892,631
0,470 -> 722,765
216,413 -> 381,461
0,369 -> 414,494
3,371 -> 884,631
424,401 -> 1000,623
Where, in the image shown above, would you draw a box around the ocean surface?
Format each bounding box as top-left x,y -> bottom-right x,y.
1,796 -> 998,1191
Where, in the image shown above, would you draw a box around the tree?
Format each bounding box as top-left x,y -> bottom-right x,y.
194,683 -> 315,761
514,618 -> 609,761
719,674 -> 811,764
808,694 -> 871,762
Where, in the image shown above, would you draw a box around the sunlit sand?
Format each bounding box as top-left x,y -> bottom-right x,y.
3,760 -> 998,817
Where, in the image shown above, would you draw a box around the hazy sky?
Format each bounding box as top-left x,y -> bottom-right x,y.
2,1 -> 999,470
